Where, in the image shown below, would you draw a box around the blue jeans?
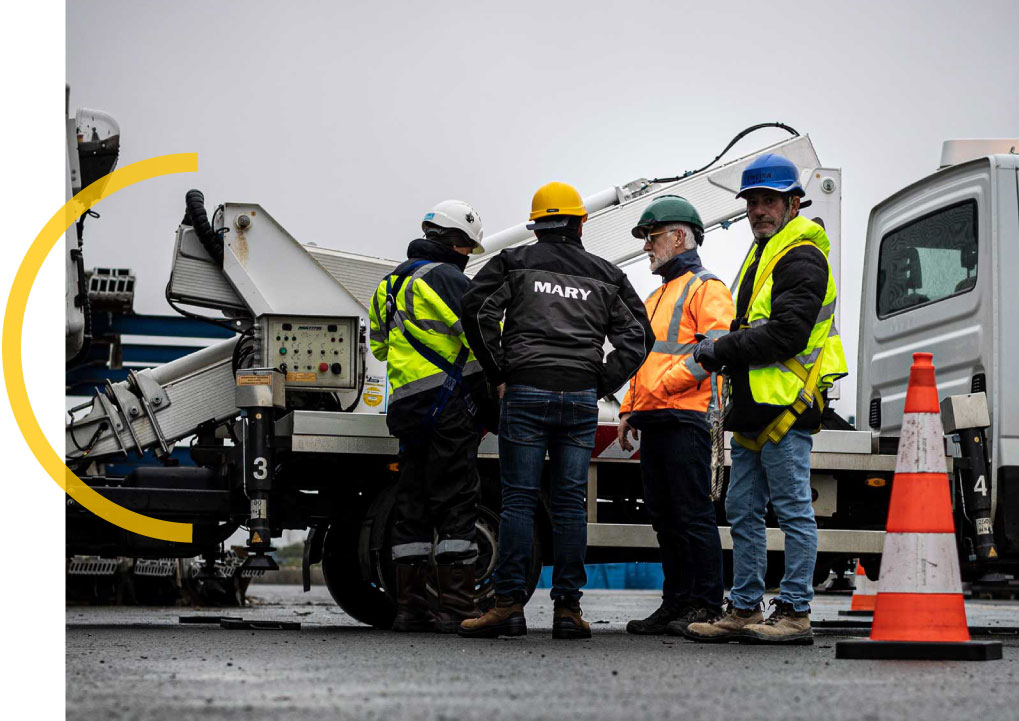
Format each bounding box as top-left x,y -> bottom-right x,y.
493,385 -> 599,603
726,428 -> 816,612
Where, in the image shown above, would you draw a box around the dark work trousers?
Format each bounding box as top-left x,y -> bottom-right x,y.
391,396 -> 481,565
639,423 -> 723,610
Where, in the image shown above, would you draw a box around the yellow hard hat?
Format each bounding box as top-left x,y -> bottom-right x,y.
529,181 -> 587,221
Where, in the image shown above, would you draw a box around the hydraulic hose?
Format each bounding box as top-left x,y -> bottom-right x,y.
652,122 -> 801,184
184,189 -> 224,264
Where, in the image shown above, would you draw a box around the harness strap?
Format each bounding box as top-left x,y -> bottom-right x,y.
384,260 -> 476,429
732,346 -> 825,452
733,239 -> 828,451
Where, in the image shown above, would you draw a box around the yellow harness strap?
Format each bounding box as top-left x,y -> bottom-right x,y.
731,240 -> 826,452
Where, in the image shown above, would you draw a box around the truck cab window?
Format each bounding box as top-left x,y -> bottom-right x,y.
877,200 -> 978,318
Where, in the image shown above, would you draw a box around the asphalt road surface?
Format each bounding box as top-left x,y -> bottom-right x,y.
67,585 -> 1019,721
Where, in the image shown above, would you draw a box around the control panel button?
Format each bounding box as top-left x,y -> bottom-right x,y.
331,363 -> 342,374
279,347 -> 287,355
319,362 -> 329,372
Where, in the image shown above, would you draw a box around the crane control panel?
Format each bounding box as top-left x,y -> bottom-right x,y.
260,315 -> 359,391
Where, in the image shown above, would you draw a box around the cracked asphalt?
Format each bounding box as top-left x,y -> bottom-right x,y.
67,586 -> 1019,720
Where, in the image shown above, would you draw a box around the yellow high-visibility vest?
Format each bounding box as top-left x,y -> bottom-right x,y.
732,216 -> 848,449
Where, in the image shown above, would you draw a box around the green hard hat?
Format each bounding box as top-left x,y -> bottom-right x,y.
631,195 -> 704,239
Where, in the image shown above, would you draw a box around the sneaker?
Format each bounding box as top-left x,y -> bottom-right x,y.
626,602 -> 691,635
743,600 -> 813,645
683,600 -> 763,643
665,605 -> 724,636
552,601 -> 591,640
458,594 -> 526,638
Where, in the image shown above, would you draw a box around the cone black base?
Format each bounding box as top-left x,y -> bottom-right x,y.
836,639 -> 1002,661
838,610 -> 874,617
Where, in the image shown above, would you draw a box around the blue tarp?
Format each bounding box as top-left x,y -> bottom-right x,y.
536,563 -> 664,590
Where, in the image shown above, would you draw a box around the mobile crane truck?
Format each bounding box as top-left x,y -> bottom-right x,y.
64,121 -> 1019,625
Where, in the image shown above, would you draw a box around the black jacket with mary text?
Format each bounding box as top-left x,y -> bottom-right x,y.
461,234 -> 653,396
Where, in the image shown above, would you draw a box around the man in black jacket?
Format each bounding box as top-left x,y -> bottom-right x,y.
686,154 -> 847,645
458,181 -> 653,639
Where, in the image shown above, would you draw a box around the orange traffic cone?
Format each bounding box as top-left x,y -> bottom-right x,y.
838,560 -> 877,616
837,353 -> 1001,661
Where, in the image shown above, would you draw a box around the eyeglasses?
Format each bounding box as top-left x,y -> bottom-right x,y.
642,227 -> 682,243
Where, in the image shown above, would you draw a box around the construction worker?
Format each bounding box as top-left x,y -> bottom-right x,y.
458,182 -> 653,639
368,199 -> 489,634
685,154 -> 848,644
616,196 -> 734,636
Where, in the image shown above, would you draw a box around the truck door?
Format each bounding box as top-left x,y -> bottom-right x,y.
859,160 -> 992,436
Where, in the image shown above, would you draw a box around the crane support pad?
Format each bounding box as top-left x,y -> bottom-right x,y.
219,619 -> 301,631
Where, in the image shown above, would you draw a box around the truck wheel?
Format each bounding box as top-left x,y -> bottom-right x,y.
321,496 -> 397,629
322,481 -> 542,627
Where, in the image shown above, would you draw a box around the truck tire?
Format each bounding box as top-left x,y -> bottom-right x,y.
322,478 -> 542,627
321,500 -> 396,629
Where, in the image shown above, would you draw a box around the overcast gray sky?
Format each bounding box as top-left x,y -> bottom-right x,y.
67,0 -> 1019,418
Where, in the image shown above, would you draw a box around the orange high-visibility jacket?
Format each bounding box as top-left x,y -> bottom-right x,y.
619,268 -> 734,417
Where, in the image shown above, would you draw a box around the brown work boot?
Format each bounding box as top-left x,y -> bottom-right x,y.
744,600 -> 813,645
552,600 -> 591,640
433,564 -> 481,634
683,601 -> 763,643
391,563 -> 436,633
458,594 -> 526,638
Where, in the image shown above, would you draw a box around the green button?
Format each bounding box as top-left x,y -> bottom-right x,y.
279,347 -> 287,355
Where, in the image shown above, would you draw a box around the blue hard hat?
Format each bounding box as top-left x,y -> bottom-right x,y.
736,154 -> 805,198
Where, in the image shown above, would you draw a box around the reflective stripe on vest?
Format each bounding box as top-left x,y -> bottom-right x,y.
734,216 -> 848,409
651,270 -> 719,355
370,262 -> 479,403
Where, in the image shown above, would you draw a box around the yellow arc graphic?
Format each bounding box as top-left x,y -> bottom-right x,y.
3,153 -> 198,543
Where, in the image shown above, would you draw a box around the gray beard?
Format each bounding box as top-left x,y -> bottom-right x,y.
752,205 -> 793,241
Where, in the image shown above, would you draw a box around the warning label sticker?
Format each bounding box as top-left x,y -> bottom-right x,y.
363,386 -> 384,407
366,375 -> 385,385
237,375 -> 271,386
286,372 -> 317,382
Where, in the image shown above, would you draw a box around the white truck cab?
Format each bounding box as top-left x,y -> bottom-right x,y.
858,140 -> 1019,564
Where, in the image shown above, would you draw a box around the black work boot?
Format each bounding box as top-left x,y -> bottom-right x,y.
458,593 -> 526,638
626,601 -> 691,635
665,605 -> 724,636
552,599 -> 591,640
391,563 -> 436,633
433,564 -> 481,634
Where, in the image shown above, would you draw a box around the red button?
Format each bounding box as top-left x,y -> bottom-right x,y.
318,362 -> 328,372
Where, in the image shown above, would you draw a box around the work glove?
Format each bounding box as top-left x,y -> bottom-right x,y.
693,333 -> 723,373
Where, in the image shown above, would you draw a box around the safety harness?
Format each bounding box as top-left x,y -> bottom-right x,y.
731,241 -> 826,452
384,260 -> 477,433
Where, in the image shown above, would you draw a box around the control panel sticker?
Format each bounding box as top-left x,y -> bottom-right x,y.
236,375 -> 272,386
286,372 -> 318,383
363,386 -> 384,407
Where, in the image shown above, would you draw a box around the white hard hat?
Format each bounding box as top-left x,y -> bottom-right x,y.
422,199 -> 485,254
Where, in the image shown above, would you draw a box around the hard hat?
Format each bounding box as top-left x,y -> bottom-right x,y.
630,195 -> 704,239
736,154 -> 805,199
422,199 -> 485,254
528,182 -> 588,222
